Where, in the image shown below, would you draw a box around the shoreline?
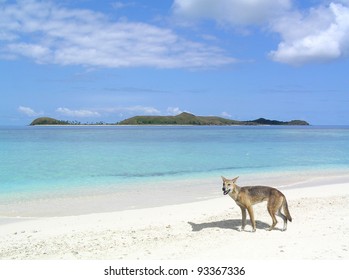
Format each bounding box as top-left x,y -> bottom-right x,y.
1,168 -> 349,218
0,173 -> 348,259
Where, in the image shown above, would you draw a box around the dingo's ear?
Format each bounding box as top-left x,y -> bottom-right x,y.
221,176 -> 227,181
232,176 -> 239,183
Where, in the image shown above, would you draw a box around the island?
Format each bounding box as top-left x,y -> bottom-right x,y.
30,117 -> 112,126
30,117 -> 70,125
30,113 -> 309,126
118,112 -> 309,125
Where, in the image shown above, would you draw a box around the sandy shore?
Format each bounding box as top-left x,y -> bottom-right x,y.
1,175 -> 349,260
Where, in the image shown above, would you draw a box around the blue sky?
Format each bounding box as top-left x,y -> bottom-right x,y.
1,0 -> 349,125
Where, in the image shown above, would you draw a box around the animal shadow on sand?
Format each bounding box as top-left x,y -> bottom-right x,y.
188,219 -> 270,232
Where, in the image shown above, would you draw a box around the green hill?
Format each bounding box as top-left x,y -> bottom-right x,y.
118,113 -> 309,126
118,112 -> 241,125
30,117 -> 111,125
250,118 -> 309,126
30,117 -> 70,125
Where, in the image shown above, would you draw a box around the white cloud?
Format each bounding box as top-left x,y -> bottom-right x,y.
103,106 -> 161,115
124,106 -> 161,115
221,111 -> 232,118
56,107 -> 101,118
18,106 -> 42,117
55,106 -> 161,119
173,0 -> 349,65
173,0 -> 291,26
269,2 -> 349,65
167,107 -> 183,115
7,43 -> 51,63
111,1 -> 136,10
0,0 -> 235,69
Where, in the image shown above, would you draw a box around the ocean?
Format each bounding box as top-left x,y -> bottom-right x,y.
1,125 -> 349,206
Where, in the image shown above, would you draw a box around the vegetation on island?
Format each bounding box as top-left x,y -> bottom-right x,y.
30,117 -> 112,126
248,118 -> 309,126
30,117 -> 70,125
118,112 -> 240,125
30,113 -> 309,126
118,113 -> 309,126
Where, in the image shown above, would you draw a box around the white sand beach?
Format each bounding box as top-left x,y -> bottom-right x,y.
1,174 -> 349,260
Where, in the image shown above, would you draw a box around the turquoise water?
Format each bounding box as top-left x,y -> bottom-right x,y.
1,125 -> 349,200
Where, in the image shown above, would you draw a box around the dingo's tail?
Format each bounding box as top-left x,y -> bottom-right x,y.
283,198 -> 292,222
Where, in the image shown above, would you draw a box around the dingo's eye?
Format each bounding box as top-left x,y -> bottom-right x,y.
227,183 -> 231,186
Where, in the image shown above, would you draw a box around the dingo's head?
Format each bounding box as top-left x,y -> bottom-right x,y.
221,176 -> 239,195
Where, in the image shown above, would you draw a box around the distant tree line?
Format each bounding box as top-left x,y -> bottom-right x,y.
30,117 -> 114,126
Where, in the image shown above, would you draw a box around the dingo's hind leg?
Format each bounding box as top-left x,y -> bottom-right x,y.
267,196 -> 283,231
277,209 -> 288,231
267,207 -> 278,231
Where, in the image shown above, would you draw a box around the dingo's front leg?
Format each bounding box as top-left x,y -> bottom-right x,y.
247,206 -> 256,232
239,206 -> 247,231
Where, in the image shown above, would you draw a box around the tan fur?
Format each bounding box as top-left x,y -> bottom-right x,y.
221,176 -> 292,232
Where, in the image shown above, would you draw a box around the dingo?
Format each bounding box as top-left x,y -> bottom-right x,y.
221,176 -> 292,232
